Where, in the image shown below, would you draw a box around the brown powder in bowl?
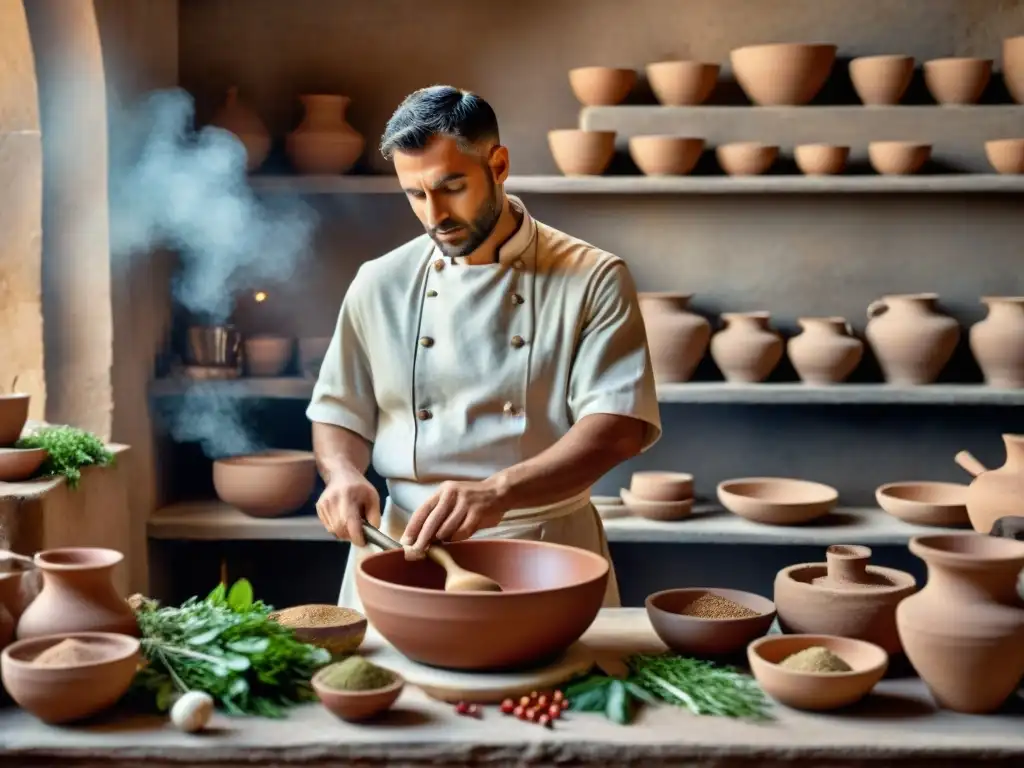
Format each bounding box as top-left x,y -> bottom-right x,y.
31,638 -> 107,667
270,604 -> 364,628
779,646 -> 852,673
679,593 -> 759,619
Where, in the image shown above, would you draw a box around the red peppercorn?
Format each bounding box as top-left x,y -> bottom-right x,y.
500,699 -> 515,714
513,706 -> 526,719
537,695 -> 549,709
525,707 -> 538,722
519,695 -> 531,708
455,701 -> 470,715
547,704 -> 561,719
552,690 -> 564,703
538,713 -> 552,728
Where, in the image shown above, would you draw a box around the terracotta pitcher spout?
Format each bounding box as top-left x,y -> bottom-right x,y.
957,434 -> 1024,533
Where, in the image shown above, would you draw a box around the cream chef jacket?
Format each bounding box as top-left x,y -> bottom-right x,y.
306,195 -> 662,611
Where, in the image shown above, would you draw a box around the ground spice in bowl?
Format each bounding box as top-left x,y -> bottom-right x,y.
270,604 -> 363,628
317,655 -> 396,692
779,646 -> 852,673
30,638 -> 107,667
680,593 -> 759,619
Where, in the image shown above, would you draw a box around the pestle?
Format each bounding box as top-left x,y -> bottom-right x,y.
824,544 -> 871,583
955,450 -> 988,478
360,523 -> 503,593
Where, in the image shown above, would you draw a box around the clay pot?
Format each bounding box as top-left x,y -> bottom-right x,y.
865,293 -> 959,385
15,549 -> 138,640
0,447 -> 47,482
875,481 -> 970,527
955,435 -> 1024,534
896,534 -> 1024,713
970,296 -> 1024,386
638,293 -> 711,382
1003,36 -> 1024,104
715,142 -> 778,176
244,335 -> 294,377
548,130 -> 616,176
286,95 -> 365,175
729,43 -> 837,106
645,61 -> 720,106
849,55 -> 915,105
568,66 -> 636,106
984,139 -> 1024,174
313,666 -> 404,722
208,86 -> 270,172
787,317 -> 863,384
0,393 -> 29,446
356,539 -> 608,670
628,136 -> 704,176
774,545 -> 916,654
213,450 -> 316,518
0,570 -> 31,624
646,588 -> 776,656
628,471 -> 693,501
868,141 -> 931,175
923,57 -> 992,105
710,312 -> 783,383
717,477 -> 838,525
794,145 -> 848,176
620,488 -> 693,521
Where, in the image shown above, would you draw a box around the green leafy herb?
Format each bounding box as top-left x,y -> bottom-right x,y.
564,672 -> 657,724
131,579 -> 332,717
15,425 -> 114,487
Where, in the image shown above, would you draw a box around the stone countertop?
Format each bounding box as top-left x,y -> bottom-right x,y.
0,609 -> 1021,767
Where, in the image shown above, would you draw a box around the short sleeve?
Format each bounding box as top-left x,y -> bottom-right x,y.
305,271 -> 378,443
568,259 -> 662,451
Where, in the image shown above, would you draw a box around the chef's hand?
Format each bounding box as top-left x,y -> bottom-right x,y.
315,473 -> 381,546
401,480 -> 509,556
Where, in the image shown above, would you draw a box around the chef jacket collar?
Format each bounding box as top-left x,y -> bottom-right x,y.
452,194 -> 536,266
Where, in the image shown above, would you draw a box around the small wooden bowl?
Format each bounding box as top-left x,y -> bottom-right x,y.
269,605 -> 368,654
646,588 -> 776,655
718,477 -> 837,525
312,665 -> 405,722
548,130 -> 616,176
620,489 -> 693,521
568,66 -> 636,106
875,481 -> 970,527
715,142 -> 778,176
0,447 -> 47,482
747,634 -> 888,711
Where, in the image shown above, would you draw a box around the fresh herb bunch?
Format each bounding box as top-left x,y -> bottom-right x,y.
565,672 -> 658,724
131,579 -> 332,717
16,425 -> 114,487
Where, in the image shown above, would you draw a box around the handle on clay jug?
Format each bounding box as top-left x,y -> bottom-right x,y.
866,299 -> 888,321
955,450 -> 988,478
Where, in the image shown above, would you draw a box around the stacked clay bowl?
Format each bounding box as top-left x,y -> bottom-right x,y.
717,477 -> 838,525
620,471 -> 694,520
646,587 -> 776,656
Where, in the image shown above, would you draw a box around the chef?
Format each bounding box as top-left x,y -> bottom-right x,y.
307,85 -> 661,610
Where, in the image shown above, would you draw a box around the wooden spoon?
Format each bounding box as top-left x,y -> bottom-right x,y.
361,523 -> 502,593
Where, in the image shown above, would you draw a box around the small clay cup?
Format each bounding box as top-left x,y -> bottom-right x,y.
0,394 -> 30,446
548,130 -> 616,176
628,136 -> 704,176
269,605 -> 368,655
748,634 -> 888,711
628,471 -> 694,501
923,57 -> 992,105
849,55 -> 915,105
312,665 -> 405,722
868,142 -> 931,176
568,66 -> 636,106
715,142 -> 778,176
985,139 -> 1024,174
0,447 -> 47,482
647,588 -> 776,655
645,61 -> 720,105
620,489 -> 693,521
717,477 -> 838,525
875,481 -> 970,527
794,144 -> 849,176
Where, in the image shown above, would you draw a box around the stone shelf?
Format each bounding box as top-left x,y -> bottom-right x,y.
149,378 -> 1024,406
148,501 -> 962,545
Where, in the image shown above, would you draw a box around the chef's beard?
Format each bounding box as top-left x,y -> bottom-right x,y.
429,177 -> 502,259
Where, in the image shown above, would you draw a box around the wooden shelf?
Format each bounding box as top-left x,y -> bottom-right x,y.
149,378 -> 1024,406
147,501 -> 963,545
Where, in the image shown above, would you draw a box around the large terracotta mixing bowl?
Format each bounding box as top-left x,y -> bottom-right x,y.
356,539 -> 609,671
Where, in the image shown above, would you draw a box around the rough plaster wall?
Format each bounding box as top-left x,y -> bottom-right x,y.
0,0 -> 44,416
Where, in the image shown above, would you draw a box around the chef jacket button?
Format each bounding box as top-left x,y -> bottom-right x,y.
417,409 -> 432,421
513,260 -> 525,271
511,293 -> 524,305
502,401 -> 519,416
433,259 -> 445,271
420,336 -> 434,348
510,335 -> 526,348
427,289 -> 438,298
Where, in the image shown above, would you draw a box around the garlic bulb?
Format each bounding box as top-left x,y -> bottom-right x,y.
170,690 -> 214,733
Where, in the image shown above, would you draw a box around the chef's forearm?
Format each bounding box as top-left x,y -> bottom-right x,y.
486,414 -> 648,511
312,422 -> 371,483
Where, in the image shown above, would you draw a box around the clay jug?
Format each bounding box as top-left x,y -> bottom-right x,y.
896,534 -> 1024,713
774,545 -> 916,654
286,95 -> 365,175
709,312 -> 782,383
969,297 -> 1024,387
208,86 -> 270,172
955,435 -> 1024,533
15,548 -> 138,640
787,317 -> 864,384
638,293 -> 711,383
864,293 -> 960,385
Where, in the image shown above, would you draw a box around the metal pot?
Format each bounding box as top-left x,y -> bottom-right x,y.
184,325 -> 241,368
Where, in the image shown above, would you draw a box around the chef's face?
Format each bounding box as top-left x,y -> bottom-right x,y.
394,136 -> 510,258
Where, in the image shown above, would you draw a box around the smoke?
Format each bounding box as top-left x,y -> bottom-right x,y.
158,386 -> 265,460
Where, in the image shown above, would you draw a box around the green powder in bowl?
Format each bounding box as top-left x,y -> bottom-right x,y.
317,655 -> 396,692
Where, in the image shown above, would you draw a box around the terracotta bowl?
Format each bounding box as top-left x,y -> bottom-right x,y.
312,664 -> 405,721
244,335 -> 293,377
923,57 -> 992,105
298,336 -> 332,378
985,139 -> 1024,174
867,141 -> 931,175
717,477 -> 838,525
548,130 -> 616,176
747,634 -> 888,711
0,447 -> 47,482
1005,36 -> 1024,104
628,471 -> 694,501
1,632 -> 141,724
645,61 -> 720,105
849,55 -> 915,105
646,588 -> 776,655
269,605 -> 368,654
628,136 -> 704,176
568,66 -> 636,106
356,539 -> 609,671
794,144 -> 849,176
730,43 -> 837,106
0,394 -> 30,446
213,449 -> 316,518
715,142 -> 778,176
875,481 -> 970,527
620,489 -> 693,521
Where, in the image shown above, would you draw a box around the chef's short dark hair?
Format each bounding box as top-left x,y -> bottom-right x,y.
379,85 -> 500,160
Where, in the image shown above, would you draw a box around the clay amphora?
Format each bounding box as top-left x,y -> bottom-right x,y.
15,548 -> 138,640
896,534 -> 1024,713
638,293 -> 711,383
955,435 -> 1024,533
209,86 -> 270,172
286,95 -> 365,175
787,317 -> 864,384
864,293 -> 960,385
709,312 -> 783,383
969,297 -> 1024,387
774,544 -> 916,654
